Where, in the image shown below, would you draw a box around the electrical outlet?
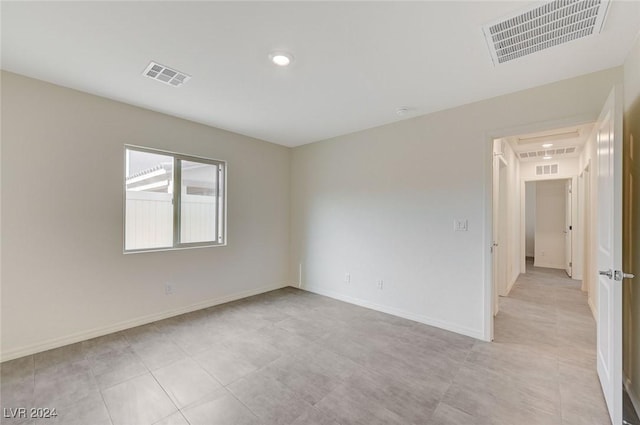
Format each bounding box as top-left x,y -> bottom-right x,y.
345,273 -> 351,283
377,280 -> 383,290
165,283 -> 174,295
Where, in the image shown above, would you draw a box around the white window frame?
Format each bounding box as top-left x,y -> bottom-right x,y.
123,145 -> 227,253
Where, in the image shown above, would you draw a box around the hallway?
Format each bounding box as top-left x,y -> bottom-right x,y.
493,263 -> 610,425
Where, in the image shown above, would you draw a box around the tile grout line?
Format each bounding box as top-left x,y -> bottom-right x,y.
80,344 -> 116,425
122,329 -> 186,425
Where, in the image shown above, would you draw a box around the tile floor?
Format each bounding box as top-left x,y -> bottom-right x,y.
1,264 -> 611,425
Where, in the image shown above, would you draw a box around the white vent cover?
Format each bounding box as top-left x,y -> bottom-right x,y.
536,163 -> 559,176
143,62 -> 191,87
483,0 -> 610,65
519,146 -> 577,159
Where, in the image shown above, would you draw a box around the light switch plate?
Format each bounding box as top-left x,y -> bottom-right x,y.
454,219 -> 468,232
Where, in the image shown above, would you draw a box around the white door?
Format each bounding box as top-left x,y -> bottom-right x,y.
492,152 -> 501,314
565,179 -> 572,277
492,140 -> 509,313
596,86 -> 623,425
498,160 -> 508,296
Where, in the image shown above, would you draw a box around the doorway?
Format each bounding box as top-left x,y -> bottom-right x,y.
523,178 -> 574,275
486,86 -> 629,424
489,123 -> 592,321
492,146 -> 508,315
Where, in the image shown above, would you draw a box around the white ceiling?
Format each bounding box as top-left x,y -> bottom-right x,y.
506,122 -> 594,161
2,1 -> 639,147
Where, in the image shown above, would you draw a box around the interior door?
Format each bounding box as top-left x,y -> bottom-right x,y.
596,86 -> 623,425
565,179 -> 573,277
492,151 -> 501,315
498,160 -> 508,296
492,142 -> 508,314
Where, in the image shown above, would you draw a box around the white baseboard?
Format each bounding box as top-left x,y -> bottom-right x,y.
625,376 -> 640,418
533,260 -> 565,270
1,283 -> 287,362
298,284 -> 484,340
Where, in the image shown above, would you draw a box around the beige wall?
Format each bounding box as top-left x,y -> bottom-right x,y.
623,34 -> 640,413
0,72 -> 291,360
291,67 -> 622,340
0,63 -> 630,360
525,182 -> 536,258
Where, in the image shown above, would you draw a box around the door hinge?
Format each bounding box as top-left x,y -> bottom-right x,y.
569,262 -> 572,267
569,225 -> 572,230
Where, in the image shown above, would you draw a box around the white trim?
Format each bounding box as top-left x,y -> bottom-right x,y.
0,283 -> 287,362
624,376 -> 640,419
300,284 -> 485,341
570,175 -> 580,281
483,133 -> 494,342
520,179 -> 527,276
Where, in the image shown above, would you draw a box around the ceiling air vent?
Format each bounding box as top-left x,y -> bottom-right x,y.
143,61 -> 191,87
483,0 -> 610,65
536,163 -> 559,176
520,146 -> 578,160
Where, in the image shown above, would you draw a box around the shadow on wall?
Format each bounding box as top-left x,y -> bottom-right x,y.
623,63 -> 640,423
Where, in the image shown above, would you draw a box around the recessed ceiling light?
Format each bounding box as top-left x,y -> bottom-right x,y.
396,107 -> 410,116
543,156 -> 552,160
542,143 -> 553,148
269,52 -> 293,67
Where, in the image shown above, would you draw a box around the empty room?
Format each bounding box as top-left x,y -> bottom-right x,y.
2,1 -> 640,425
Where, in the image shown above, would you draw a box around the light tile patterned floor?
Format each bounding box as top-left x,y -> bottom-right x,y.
1,264 -> 610,424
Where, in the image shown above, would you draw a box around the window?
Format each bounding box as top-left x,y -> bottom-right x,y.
124,146 -> 226,252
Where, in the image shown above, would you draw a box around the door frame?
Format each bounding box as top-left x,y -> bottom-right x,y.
483,113 -> 597,341
493,153 -> 508,312
576,162 -> 590,284
566,178 -> 573,277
